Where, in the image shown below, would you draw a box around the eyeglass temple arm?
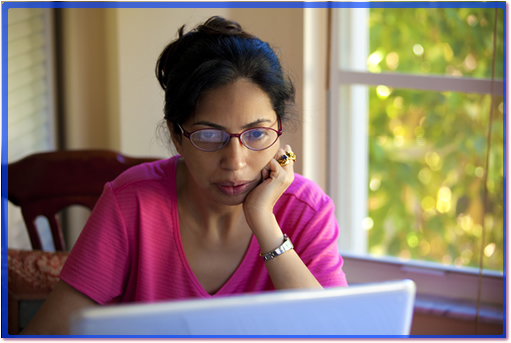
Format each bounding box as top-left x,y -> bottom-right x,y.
176,123 -> 191,138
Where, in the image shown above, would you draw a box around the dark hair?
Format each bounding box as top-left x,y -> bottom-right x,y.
155,16 -> 296,138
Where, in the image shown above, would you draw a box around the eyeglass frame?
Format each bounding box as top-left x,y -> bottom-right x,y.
177,118 -> 283,152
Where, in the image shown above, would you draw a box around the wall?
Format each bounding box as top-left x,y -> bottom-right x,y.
59,9 -> 112,150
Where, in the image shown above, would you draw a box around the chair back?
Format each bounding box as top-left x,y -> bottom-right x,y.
8,150 -> 159,251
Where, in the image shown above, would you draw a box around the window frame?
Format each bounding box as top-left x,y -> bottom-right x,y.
326,7 -> 504,306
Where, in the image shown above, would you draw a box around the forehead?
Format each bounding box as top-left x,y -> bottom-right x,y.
192,80 -> 276,126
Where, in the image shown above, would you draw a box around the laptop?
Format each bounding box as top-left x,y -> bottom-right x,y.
68,279 -> 416,336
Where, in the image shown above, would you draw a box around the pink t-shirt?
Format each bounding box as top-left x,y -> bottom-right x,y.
60,156 -> 347,304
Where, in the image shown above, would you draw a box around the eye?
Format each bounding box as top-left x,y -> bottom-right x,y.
194,130 -> 223,142
245,129 -> 268,141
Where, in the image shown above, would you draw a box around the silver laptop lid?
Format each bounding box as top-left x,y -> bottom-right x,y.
69,279 -> 416,336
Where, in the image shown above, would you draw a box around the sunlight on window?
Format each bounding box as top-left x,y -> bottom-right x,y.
369,178 -> 381,191
442,255 -> 452,265
367,50 -> 384,72
393,96 -> 403,109
436,186 -> 451,213
399,249 -> 411,260
421,196 -> 435,211
369,245 -> 385,256
386,52 -> 399,70
484,243 -> 496,257
458,214 -> 474,232
412,44 -> 424,56
376,85 -> 391,99
475,167 -> 484,178
406,232 -> 419,248
443,43 -> 454,62
376,135 -> 387,146
466,14 -> 478,26
463,53 -> 477,71
362,217 -> 374,230
425,152 -> 441,171
393,136 -> 404,147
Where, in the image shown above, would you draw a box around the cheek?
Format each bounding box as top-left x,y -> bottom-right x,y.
256,144 -> 280,167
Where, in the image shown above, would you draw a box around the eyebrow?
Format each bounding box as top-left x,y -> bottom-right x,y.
192,119 -> 274,130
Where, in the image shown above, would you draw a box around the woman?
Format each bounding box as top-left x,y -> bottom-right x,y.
21,16 -> 347,335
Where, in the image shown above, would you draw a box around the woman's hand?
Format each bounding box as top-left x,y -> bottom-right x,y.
243,144 -> 295,234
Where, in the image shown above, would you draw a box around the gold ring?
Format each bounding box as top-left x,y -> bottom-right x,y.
286,151 -> 296,162
277,151 -> 297,167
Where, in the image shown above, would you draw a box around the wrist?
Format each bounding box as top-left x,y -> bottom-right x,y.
247,215 -> 285,254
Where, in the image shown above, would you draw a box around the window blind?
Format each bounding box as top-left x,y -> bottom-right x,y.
8,8 -> 56,249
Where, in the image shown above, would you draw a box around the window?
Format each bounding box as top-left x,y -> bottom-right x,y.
328,6 -> 504,304
8,8 -> 57,250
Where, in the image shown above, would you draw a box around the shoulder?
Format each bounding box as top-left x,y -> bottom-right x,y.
279,173 -> 332,210
108,156 -> 177,195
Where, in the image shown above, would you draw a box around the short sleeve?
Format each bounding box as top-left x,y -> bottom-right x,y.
294,196 -> 348,287
276,185 -> 348,288
59,183 -> 130,304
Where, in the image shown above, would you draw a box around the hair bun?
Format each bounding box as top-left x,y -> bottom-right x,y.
194,16 -> 255,39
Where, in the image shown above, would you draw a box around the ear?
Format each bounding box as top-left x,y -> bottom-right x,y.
167,121 -> 183,155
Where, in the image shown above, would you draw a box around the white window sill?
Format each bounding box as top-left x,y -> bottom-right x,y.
341,253 -> 503,306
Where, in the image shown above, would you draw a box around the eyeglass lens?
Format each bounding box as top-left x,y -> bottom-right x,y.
190,128 -> 278,151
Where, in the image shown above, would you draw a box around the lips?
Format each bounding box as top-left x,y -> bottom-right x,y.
215,180 -> 254,196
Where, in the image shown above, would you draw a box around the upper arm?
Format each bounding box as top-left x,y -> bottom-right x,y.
19,280 -> 98,335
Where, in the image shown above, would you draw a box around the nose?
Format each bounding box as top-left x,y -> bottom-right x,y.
220,136 -> 247,171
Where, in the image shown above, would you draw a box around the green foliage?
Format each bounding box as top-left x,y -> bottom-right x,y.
367,8 -> 504,271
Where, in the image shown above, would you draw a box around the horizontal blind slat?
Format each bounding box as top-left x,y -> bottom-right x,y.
8,63 -> 47,91
8,8 -> 44,25
8,48 -> 46,75
9,109 -> 48,142
8,94 -> 47,126
9,128 -> 51,162
8,17 -> 45,42
9,32 -> 45,58
8,79 -> 47,108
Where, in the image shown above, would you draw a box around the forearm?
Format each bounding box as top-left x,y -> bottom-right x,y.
251,214 -> 322,290
19,280 -> 98,335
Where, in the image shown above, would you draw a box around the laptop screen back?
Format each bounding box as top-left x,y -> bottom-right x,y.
69,279 -> 416,336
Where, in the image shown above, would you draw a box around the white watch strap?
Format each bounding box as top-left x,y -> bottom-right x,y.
260,234 -> 294,262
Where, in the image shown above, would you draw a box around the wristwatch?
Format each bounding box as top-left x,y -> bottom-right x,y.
260,234 -> 294,262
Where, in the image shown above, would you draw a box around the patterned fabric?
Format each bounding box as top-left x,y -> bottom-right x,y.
8,249 -> 69,297
60,156 -> 348,305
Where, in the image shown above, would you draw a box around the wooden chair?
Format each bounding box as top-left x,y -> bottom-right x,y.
8,149 -> 159,251
7,149 -> 159,335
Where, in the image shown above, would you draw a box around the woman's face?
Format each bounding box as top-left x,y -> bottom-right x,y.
173,79 -> 281,207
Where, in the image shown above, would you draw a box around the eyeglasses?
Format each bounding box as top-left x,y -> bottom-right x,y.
178,119 -> 282,152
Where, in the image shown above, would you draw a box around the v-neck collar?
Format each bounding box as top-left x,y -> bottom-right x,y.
170,156 -> 257,297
